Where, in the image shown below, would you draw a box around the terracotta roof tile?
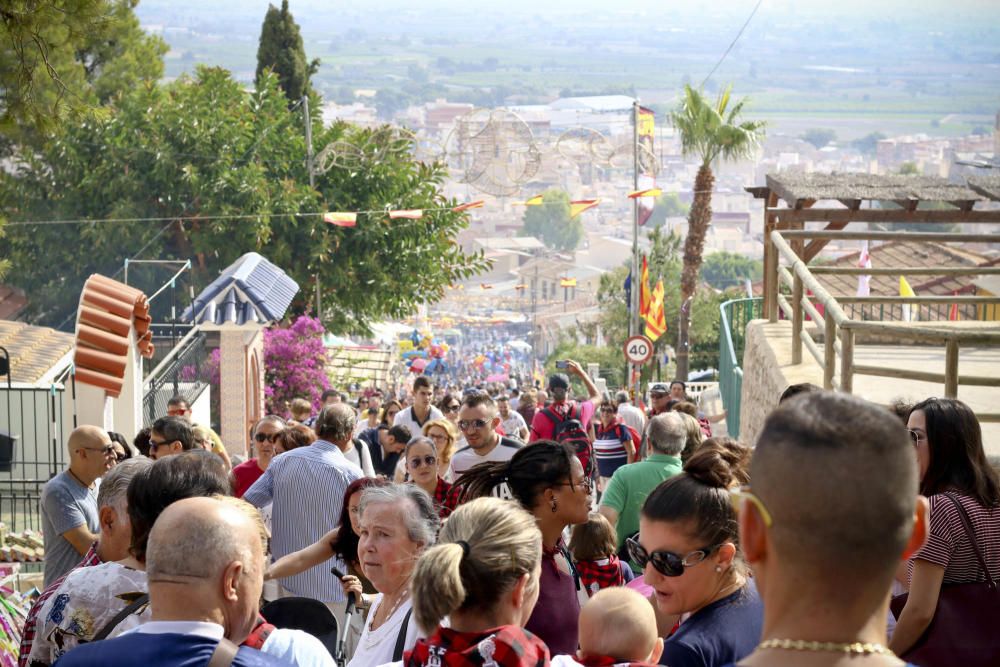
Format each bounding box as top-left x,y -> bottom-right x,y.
0,320 -> 74,385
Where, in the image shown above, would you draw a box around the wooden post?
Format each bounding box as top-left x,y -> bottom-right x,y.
840,328 -> 854,393
823,314 -> 836,390
945,340 -> 959,398
763,191 -> 779,323
792,274 -> 803,365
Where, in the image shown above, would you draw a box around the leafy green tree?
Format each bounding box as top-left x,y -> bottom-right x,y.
3,67 -> 490,333
700,252 -> 762,291
852,132 -> 887,155
521,190 -> 584,252
0,0 -> 166,136
645,193 -> 690,229
801,128 -> 836,149
255,0 -> 319,103
670,84 -> 765,379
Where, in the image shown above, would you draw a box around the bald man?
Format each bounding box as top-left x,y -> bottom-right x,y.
40,425 -> 116,586
55,496 -> 289,666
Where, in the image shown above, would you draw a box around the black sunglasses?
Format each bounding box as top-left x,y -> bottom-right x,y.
444,404 -> 461,413
626,536 -> 719,577
408,455 -> 437,468
254,432 -> 279,443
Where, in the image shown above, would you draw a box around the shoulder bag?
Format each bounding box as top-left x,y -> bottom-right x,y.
890,493 -> 1000,666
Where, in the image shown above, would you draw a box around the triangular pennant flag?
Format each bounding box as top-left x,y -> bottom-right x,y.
569,199 -> 599,218
644,279 -> 667,342
559,277 -> 577,287
628,188 -> 663,199
900,276 -> 917,322
857,241 -> 872,297
949,290 -> 960,321
639,256 -> 651,319
452,201 -> 485,212
514,195 -> 544,206
388,209 -> 423,220
323,212 -> 357,227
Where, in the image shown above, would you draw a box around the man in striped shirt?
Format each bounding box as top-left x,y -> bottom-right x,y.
244,403 -> 363,613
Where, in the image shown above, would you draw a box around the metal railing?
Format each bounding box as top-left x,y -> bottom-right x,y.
719,298 -> 762,438
142,328 -> 212,427
767,229 -> 1000,421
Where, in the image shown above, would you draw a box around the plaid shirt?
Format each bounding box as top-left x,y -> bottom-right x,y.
574,555 -> 624,597
404,626 -> 550,667
18,543 -> 101,667
433,477 -> 455,518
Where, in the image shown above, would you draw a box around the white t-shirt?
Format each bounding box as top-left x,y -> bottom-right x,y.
343,441 -> 376,478
500,411 -> 528,440
393,406 -> 444,440
448,437 -> 522,480
348,594 -> 423,667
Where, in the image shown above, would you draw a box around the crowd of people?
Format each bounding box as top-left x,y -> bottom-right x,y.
22,363 -> 1000,667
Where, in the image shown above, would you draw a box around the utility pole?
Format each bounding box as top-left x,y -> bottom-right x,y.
303,95 -> 315,189
630,100 -> 641,402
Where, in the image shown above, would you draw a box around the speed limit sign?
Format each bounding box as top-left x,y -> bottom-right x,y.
623,335 -> 654,365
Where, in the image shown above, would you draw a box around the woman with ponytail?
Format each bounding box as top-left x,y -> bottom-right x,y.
451,441 -> 591,656
402,497 -> 550,666
631,443 -> 762,667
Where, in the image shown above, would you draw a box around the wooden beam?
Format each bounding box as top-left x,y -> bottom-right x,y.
801,221 -> 849,262
745,186 -> 770,199
854,364 -> 1000,387
763,190 -> 780,322
810,266 -> 1000,276
768,208 -> 1000,224
779,230 -> 999,243
838,199 -> 862,210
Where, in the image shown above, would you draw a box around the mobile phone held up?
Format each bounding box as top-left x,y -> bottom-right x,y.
555,360 -> 569,369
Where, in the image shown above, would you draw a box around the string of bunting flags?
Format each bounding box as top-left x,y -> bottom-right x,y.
320,187 -> 665,228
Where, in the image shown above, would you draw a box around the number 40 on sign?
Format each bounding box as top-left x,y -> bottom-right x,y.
623,335 -> 654,365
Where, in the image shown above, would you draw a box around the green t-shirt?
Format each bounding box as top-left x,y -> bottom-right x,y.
600,453 -> 683,552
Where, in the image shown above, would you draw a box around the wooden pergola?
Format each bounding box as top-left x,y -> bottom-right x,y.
747,173 -> 1000,319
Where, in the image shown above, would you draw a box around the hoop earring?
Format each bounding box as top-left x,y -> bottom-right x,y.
550,499 -> 558,513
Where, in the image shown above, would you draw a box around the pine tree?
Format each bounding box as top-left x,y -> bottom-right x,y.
255,0 -> 319,102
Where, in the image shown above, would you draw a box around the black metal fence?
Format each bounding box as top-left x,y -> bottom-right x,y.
0,384 -> 69,532
142,329 -> 212,427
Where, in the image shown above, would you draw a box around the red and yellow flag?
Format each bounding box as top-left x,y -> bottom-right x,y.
644,279 -> 667,342
559,277 -> 577,288
514,195 -> 544,206
639,255 -> 651,318
388,209 -> 423,220
452,201 -> 484,212
569,199 -> 599,218
628,187 -> 662,199
323,212 -> 357,227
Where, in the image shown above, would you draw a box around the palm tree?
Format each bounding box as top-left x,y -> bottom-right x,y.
670,84 -> 764,379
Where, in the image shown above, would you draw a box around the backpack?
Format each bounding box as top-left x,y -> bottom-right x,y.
541,404 -> 595,478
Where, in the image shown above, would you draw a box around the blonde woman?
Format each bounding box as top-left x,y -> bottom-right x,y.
393,418 -> 458,482
403,497 -> 550,666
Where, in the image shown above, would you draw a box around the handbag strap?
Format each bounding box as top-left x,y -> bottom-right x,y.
392,608 -> 412,661
942,492 -> 995,586
207,637 -> 240,667
91,593 -> 150,641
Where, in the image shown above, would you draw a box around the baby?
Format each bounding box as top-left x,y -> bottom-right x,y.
552,587 -> 663,666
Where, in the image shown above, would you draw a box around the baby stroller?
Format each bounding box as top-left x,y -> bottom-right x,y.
260,596 -> 344,662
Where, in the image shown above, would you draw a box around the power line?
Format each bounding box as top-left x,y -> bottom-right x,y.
700,0 -> 764,89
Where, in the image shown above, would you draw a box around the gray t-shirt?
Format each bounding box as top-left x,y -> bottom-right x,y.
40,471 -> 99,587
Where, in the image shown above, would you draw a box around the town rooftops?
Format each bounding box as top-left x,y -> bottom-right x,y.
0,320 -> 74,385
182,252 -> 299,327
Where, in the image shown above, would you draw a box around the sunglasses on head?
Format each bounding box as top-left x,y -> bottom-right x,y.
409,455 -> 437,468
626,536 -> 720,577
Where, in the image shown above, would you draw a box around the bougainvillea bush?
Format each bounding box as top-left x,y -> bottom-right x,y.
264,315 -> 330,418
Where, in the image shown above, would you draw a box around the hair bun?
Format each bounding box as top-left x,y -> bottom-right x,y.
683,438 -> 751,488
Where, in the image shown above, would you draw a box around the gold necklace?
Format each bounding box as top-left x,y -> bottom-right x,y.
759,638 -> 895,656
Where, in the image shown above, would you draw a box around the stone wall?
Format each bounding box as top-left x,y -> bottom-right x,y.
738,320 -> 825,446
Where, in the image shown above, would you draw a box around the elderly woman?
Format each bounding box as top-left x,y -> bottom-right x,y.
340,484 -> 441,667
633,445 -> 762,667
231,415 -> 285,498
453,440 -> 591,656
403,497 -> 549,666
891,397 -> 1000,659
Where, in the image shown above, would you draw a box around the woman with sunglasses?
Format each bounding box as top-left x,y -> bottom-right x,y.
231,415 -> 286,498
453,440 -> 591,656
438,393 -> 463,427
631,445 -> 762,667
394,418 -> 459,483
403,435 -> 455,519
891,397 -> 1000,658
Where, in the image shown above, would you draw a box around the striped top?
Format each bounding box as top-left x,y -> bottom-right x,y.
593,424 -> 630,478
244,440 -> 363,602
911,492 -> 1000,584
